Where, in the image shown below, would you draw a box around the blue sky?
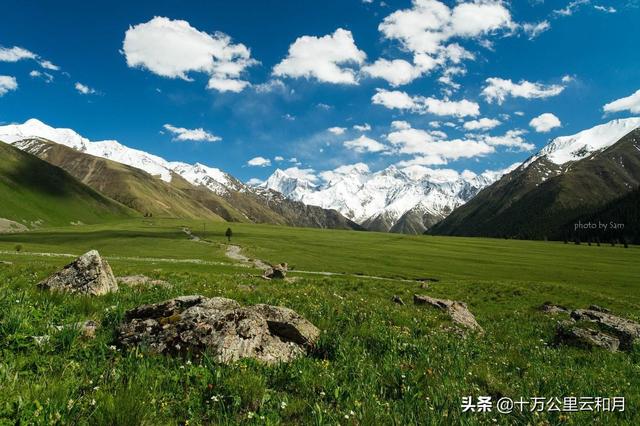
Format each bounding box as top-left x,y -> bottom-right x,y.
1,0 -> 639,183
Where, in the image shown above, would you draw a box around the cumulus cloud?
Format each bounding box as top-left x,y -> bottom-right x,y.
463,118 -> 501,131
479,129 -> 534,151
0,75 -> 18,96
246,178 -> 264,186
391,120 -> 411,130
273,28 -> 366,84
387,124 -> 494,165
282,166 -> 318,183
353,123 -> 372,132
328,127 -> 347,135
372,88 -> 479,117
529,113 -> 562,132
343,135 -> 388,153
379,0 -> 514,55
361,58 -> 423,86
163,124 -> 222,142
75,82 -> 97,95
123,17 -> 257,92
247,156 -> 272,167
0,45 -> 59,70
481,77 -> 565,104
274,156 -> 285,162
603,89 -> 640,114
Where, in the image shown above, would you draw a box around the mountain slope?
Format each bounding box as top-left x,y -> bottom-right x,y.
14,138 -> 225,221
430,118 -> 640,240
0,141 -> 136,228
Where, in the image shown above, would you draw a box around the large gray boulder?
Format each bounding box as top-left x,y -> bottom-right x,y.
117,296 -> 320,364
37,250 -> 118,296
556,321 -> 621,352
570,309 -> 640,350
413,294 -> 483,333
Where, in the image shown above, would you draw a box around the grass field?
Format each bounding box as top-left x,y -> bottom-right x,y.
1,219 -> 638,425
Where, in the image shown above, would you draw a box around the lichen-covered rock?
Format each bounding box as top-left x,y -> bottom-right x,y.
570,309 -> 640,350
539,303 -> 569,314
556,321 -> 620,352
37,250 -> 117,296
413,294 -> 483,333
117,296 -> 320,364
117,275 -> 171,288
263,263 -> 288,280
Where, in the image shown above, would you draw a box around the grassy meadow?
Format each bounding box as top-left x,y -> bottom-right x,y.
0,219 -> 638,425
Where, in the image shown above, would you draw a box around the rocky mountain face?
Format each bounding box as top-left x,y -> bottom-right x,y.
262,163 -> 513,234
429,118 -> 640,241
0,119 -> 360,230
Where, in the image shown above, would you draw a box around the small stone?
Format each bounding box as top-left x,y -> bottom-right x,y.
413,294 -> 483,333
392,295 -> 405,305
263,263 -> 288,280
117,275 -> 171,288
539,302 -> 569,314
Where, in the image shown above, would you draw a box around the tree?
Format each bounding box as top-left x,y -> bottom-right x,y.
225,227 -> 233,242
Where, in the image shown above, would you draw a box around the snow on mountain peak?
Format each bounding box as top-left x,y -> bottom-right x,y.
528,117 -> 640,166
0,119 -> 235,193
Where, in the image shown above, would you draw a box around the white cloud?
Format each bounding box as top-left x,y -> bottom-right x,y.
372,88 -> 479,117
391,120 -> 411,130
30,70 -> 54,83
379,0 -> 514,56
361,58 -> 423,86
254,79 -> 288,94
594,5 -> 616,13
247,156 -> 272,167
75,82 -> 97,95
343,135 -> 388,153
479,129 -> 534,151
282,166 -> 318,183
123,17 -> 257,92
603,89 -> 640,114
529,113 -> 562,133
246,178 -> 264,186
482,77 -> 565,104
553,0 -> 590,16
273,28 -> 366,84
319,163 -> 370,183
387,125 -> 494,164
353,123 -> 371,132
522,21 -> 550,39
163,124 -> 221,142
0,45 -> 59,70
463,118 -> 501,131
328,127 -> 347,135
274,156 -> 285,162
0,46 -> 37,62
0,75 -> 18,96
514,111 -> 525,116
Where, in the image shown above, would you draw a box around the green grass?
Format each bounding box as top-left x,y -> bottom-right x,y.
0,219 -> 638,425
0,143 -> 136,228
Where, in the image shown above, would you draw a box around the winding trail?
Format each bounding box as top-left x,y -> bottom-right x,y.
224,244 -> 416,283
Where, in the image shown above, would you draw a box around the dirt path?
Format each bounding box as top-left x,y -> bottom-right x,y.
225,245 -> 271,270
224,245 -> 415,283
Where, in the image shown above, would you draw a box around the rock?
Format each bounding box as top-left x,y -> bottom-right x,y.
419,283 -> 430,290
32,335 -> 51,346
117,275 -> 171,288
262,263 -> 288,280
556,321 -> 620,352
75,320 -> 100,339
392,295 -> 405,305
539,302 -> 569,314
570,309 -> 640,350
37,250 -> 118,296
413,294 -> 483,333
117,296 -> 320,364
588,305 -> 611,313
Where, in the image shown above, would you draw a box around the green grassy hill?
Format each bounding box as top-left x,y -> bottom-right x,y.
15,138 -> 226,221
0,142 -> 136,228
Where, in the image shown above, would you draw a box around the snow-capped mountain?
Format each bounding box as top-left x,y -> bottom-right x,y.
0,119 -> 236,195
262,162 -> 517,231
524,117 -> 640,168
